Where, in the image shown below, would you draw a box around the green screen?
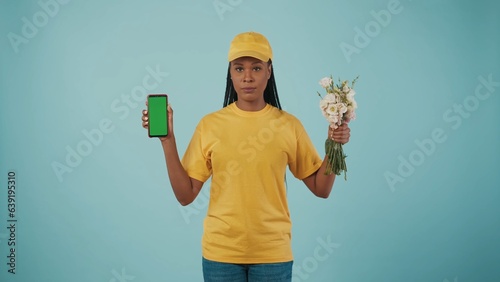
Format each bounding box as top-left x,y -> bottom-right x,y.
148,95 -> 168,137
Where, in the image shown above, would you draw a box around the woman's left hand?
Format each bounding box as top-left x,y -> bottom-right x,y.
328,123 -> 350,144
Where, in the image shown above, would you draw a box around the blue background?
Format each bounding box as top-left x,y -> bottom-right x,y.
1,0 -> 499,281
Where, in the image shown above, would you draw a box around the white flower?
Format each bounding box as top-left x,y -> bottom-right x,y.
338,103 -> 348,114
319,100 -> 328,110
319,77 -> 333,89
320,94 -> 334,108
327,114 -> 339,125
323,94 -> 336,103
320,94 -> 335,111
344,109 -> 356,122
326,103 -> 339,115
349,111 -> 357,120
346,89 -> 356,101
350,99 -> 358,109
342,84 -> 350,93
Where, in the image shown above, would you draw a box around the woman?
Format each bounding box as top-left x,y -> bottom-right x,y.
141,31 -> 351,282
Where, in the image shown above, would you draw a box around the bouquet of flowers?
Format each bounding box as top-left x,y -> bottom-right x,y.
317,75 -> 359,179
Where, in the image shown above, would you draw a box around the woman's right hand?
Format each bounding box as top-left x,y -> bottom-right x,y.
142,101 -> 174,142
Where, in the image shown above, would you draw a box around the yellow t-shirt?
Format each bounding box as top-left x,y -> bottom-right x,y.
181,103 -> 322,263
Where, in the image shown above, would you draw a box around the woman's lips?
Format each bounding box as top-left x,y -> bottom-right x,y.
242,87 -> 256,93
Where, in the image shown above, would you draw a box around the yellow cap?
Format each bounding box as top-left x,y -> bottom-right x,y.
227,31 -> 273,62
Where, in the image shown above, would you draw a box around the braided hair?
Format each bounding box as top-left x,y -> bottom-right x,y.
223,60 -> 282,110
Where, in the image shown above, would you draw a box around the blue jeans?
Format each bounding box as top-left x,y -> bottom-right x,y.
202,257 -> 293,282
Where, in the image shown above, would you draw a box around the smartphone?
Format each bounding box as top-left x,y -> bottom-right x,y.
147,94 -> 168,138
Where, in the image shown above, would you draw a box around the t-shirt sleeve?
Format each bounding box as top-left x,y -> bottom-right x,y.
181,120 -> 212,183
288,120 -> 323,180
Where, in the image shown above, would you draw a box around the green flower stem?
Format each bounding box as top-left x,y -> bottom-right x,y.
325,138 -> 348,180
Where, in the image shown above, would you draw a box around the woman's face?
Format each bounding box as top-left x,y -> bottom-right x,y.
230,56 -> 271,107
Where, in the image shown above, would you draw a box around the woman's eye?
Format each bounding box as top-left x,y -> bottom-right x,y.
235,67 -> 243,72
253,67 -> 261,71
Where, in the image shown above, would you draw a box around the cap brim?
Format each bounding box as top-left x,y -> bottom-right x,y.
228,51 -> 269,62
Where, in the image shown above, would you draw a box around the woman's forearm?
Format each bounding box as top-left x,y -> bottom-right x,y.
312,155 -> 336,198
161,137 -> 200,206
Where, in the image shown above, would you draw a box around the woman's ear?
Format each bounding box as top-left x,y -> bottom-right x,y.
267,63 -> 272,79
